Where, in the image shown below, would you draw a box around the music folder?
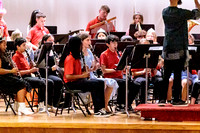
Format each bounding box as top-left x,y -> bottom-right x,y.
36,42 -> 53,66
116,45 -> 135,70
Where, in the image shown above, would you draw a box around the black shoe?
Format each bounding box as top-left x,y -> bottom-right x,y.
159,100 -> 166,104
158,100 -> 166,106
172,100 -> 188,106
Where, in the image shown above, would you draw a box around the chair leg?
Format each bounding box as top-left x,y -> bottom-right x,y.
77,94 -> 91,115
3,94 -> 16,115
25,96 -> 34,112
75,95 -> 86,117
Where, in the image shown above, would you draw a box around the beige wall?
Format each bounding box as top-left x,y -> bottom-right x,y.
2,0 -> 200,37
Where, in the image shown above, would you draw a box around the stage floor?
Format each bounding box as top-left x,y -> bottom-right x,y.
1,100 -> 200,133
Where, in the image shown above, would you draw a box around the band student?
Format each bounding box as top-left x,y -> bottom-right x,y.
100,34 -> 139,112
79,32 -> 119,113
12,37 -> 54,113
86,5 -> 115,38
63,36 -> 111,117
159,0 -> 200,105
0,37 -> 33,115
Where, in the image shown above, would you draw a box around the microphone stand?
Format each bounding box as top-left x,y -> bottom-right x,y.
45,51 -> 50,116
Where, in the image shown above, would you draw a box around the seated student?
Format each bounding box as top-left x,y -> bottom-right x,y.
126,12 -> 144,35
134,30 -> 146,41
100,34 -> 139,111
39,34 -> 63,109
95,28 -> 107,39
63,36 -> 110,117
131,40 -> 163,104
146,28 -> 158,44
79,32 -> 118,113
12,37 -> 54,113
167,70 -> 198,104
120,35 -> 133,42
26,12 -> 49,50
0,38 -> 33,115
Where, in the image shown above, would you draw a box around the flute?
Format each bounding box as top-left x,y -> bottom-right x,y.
25,49 -> 42,79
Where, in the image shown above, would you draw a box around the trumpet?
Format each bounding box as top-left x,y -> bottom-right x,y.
188,19 -> 200,32
25,49 -> 42,79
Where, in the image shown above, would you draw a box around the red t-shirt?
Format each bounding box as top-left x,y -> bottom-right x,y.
63,54 -> 82,83
86,16 -> 116,38
0,19 -> 9,38
100,48 -> 123,79
26,25 -> 49,48
12,51 -> 30,70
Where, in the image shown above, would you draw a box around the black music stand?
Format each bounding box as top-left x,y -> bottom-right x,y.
129,24 -> 155,39
45,26 -> 57,34
116,45 -> 135,117
91,39 -> 106,47
36,42 -> 53,116
52,44 -> 65,55
131,44 -> 160,103
6,41 -> 15,52
110,32 -> 126,39
53,34 -> 69,44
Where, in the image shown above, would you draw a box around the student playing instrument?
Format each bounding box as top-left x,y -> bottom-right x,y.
63,36 -> 110,117
0,37 -> 33,115
39,34 -> 64,109
100,34 -> 139,112
86,5 -> 115,38
12,37 -> 54,113
160,0 -> 200,105
79,32 -> 118,113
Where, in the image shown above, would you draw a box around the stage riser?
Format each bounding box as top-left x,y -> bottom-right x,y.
0,128 -> 199,133
141,111 -> 200,121
136,104 -> 200,121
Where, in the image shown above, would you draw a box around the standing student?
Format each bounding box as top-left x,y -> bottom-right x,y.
160,0 -> 200,105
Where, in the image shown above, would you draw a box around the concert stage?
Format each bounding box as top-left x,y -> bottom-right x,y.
1,101 -> 200,133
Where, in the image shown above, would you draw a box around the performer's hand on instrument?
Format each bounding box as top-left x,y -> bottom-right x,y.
52,65 -> 58,71
30,67 -> 39,73
11,68 -> 18,74
82,71 -> 90,78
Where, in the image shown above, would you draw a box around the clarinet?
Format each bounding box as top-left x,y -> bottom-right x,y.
25,49 -> 42,79
81,51 -> 90,80
5,50 -> 23,79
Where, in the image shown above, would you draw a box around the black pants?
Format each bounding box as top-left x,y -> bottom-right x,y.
24,77 -> 54,105
134,76 -> 163,104
160,59 -> 185,101
48,75 -> 63,107
66,79 -> 105,113
114,78 -> 139,106
191,81 -> 200,100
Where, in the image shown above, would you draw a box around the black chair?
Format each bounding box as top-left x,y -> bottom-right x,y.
0,89 -> 16,115
55,67 -> 91,116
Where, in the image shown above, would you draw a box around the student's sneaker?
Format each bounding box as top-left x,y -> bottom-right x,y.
172,100 -> 188,106
38,102 -> 46,113
94,108 -> 111,118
